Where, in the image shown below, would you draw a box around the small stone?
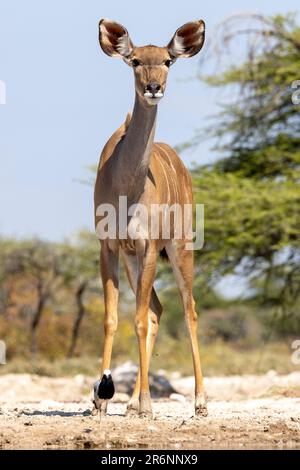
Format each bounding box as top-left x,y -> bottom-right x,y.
111,392 -> 130,403
74,374 -> 86,387
266,370 -> 277,377
169,393 -> 186,403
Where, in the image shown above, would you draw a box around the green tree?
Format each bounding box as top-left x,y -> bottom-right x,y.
189,13 -> 300,332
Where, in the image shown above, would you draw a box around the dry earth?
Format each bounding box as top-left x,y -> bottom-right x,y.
0,371 -> 300,450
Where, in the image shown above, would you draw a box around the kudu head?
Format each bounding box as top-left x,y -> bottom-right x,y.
99,19 -> 205,106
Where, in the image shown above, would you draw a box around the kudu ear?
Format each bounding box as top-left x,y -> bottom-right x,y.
99,19 -> 134,58
167,20 -> 205,59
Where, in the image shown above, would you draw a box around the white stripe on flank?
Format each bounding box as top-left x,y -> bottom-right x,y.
157,144 -> 179,205
157,156 -> 170,205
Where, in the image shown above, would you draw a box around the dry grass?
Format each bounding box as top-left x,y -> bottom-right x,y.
0,341 -> 297,378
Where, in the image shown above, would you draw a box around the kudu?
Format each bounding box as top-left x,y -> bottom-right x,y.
94,19 -> 207,418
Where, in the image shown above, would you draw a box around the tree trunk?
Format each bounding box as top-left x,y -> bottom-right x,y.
67,283 -> 87,358
30,293 -> 45,359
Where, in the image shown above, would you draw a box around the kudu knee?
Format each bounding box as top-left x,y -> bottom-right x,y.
104,316 -> 118,336
135,315 -> 148,339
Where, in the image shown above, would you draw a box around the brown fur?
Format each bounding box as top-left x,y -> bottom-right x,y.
94,19 -> 207,418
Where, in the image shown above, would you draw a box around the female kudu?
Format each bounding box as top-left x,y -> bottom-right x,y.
94,18 -> 207,418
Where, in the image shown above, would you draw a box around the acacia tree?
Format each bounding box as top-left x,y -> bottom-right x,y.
0,239 -> 61,357
189,13 -> 300,331
58,232 -> 101,358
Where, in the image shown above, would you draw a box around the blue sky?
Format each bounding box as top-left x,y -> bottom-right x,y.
0,0 -> 299,242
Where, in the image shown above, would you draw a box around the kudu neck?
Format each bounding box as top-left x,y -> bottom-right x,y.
116,92 -> 157,202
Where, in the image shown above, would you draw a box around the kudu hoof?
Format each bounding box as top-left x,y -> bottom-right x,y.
126,399 -> 139,417
139,410 -> 153,420
195,392 -> 208,417
138,392 -> 153,419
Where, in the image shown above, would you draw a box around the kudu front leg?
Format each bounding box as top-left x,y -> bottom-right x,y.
93,244 -> 119,416
127,290 -> 162,415
135,247 -> 157,418
122,253 -> 163,416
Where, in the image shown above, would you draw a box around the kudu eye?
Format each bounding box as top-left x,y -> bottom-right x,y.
164,59 -> 173,67
132,59 -> 141,67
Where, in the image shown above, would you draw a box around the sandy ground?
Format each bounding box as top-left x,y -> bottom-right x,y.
0,371 -> 300,450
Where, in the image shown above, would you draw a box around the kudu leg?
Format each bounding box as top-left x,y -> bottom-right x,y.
100,245 -> 119,375
128,291 -> 162,414
135,247 -> 158,418
129,292 -> 162,414
93,245 -> 119,416
122,253 -> 162,415
166,243 -> 207,416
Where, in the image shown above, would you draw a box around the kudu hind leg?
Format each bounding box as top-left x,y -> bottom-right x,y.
166,244 -> 207,416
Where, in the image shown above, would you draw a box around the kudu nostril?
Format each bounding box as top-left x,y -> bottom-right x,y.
146,83 -> 161,95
